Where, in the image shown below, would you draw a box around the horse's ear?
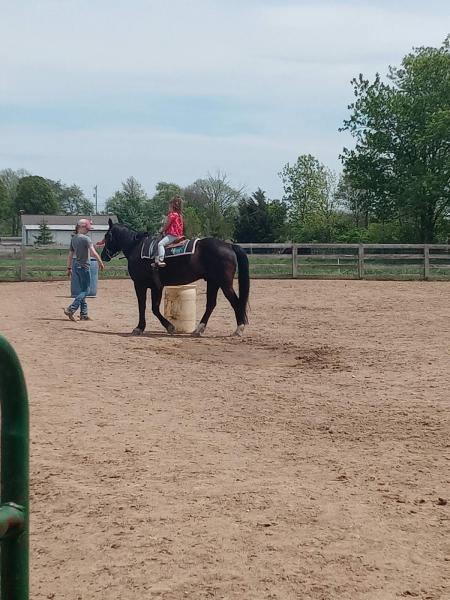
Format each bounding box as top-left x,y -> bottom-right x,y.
108,218 -> 113,229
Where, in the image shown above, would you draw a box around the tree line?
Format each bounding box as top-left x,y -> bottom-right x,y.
1,38 -> 448,243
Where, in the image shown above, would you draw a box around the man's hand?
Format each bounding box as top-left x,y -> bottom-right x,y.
89,245 -> 105,270
66,249 -> 74,278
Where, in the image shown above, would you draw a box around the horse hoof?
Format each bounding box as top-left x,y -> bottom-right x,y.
232,325 -> 245,337
167,324 -> 176,335
131,328 -> 144,336
192,323 -> 205,337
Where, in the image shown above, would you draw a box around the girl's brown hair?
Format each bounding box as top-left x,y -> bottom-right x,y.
170,195 -> 183,214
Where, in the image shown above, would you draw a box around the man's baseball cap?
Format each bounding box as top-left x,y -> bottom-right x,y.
77,218 -> 93,230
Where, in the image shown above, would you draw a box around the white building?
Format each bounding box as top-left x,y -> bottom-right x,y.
21,214 -> 118,246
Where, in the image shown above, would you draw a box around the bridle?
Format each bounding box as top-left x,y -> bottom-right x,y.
104,246 -> 121,260
103,227 -> 130,260
103,231 -> 122,260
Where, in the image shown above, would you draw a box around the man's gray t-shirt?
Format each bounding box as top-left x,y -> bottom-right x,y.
70,234 -> 92,267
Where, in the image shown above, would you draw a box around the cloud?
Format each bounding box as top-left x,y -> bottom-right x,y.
0,121 -> 353,208
0,0 -> 448,202
2,1 -> 447,103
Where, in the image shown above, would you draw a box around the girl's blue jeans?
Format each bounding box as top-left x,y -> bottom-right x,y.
69,262 -> 91,316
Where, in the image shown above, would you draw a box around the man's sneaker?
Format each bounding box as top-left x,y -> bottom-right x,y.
63,308 -> 76,322
155,260 -> 166,267
80,316 -> 91,321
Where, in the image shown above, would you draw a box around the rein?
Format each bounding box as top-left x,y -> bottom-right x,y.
104,247 -> 122,260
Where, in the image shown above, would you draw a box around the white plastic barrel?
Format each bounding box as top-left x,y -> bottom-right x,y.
164,285 -> 197,333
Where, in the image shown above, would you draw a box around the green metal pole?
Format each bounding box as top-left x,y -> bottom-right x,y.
0,336 -> 29,600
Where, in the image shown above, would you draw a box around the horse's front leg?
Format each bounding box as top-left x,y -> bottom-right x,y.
151,286 -> 175,334
132,281 -> 147,335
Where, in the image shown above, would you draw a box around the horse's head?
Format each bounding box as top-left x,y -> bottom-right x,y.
101,219 -> 122,262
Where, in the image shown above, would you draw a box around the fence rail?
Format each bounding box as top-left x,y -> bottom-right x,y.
0,243 -> 450,281
239,243 -> 450,280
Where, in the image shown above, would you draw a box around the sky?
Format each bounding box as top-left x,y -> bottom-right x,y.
0,0 -> 448,210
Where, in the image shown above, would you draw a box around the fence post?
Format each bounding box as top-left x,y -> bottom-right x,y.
358,244 -> 365,279
423,245 -> 430,280
19,246 -> 26,281
0,336 -> 29,600
292,243 -> 298,278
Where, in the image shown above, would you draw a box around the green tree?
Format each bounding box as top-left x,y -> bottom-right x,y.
234,189 -> 275,242
0,179 -> 9,234
183,205 -> 203,238
34,219 -> 54,245
105,176 -> 149,230
0,168 -> 30,234
267,200 -> 289,241
16,176 -> 58,215
184,171 -> 243,239
146,182 -> 182,233
341,37 -> 450,242
336,173 -> 371,228
181,186 -> 206,237
47,180 -> 94,215
279,155 -> 338,241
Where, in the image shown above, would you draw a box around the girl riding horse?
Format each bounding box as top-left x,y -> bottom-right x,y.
101,220 -> 250,337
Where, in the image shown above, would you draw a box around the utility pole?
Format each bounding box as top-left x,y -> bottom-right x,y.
93,185 -> 98,214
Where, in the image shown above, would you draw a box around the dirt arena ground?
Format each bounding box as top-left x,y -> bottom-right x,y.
1,278 -> 449,599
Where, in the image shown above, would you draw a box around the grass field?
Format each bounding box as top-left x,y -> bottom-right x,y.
1,247 -> 450,281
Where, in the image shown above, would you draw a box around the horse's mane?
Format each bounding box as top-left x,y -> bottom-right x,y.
113,222 -> 149,244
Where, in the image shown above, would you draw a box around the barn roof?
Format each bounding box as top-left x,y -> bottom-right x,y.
21,214 -> 118,226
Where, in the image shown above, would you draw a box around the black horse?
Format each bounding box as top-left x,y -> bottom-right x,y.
101,220 -> 250,336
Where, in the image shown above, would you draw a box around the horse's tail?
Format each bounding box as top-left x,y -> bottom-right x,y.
232,244 -> 250,324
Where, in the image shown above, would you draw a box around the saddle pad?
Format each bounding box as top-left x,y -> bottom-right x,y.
141,237 -> 199,260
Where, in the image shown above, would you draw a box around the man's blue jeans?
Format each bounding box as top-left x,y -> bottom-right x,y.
69,262 -> 91,316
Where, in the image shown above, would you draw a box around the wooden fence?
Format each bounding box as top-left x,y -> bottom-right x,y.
0,246 -> 130,282
0,243 -> 450,281
239,243 -> 450,280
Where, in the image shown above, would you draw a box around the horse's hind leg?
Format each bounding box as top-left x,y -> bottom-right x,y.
193,280 -> 219,336
220,284 -> 245,337
150,286 -> 175,334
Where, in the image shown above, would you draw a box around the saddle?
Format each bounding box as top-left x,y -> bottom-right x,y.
167,237 -> 187,248
140,235 -> 200,261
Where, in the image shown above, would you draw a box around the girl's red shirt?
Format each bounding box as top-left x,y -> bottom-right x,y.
165,211 -> 184,237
